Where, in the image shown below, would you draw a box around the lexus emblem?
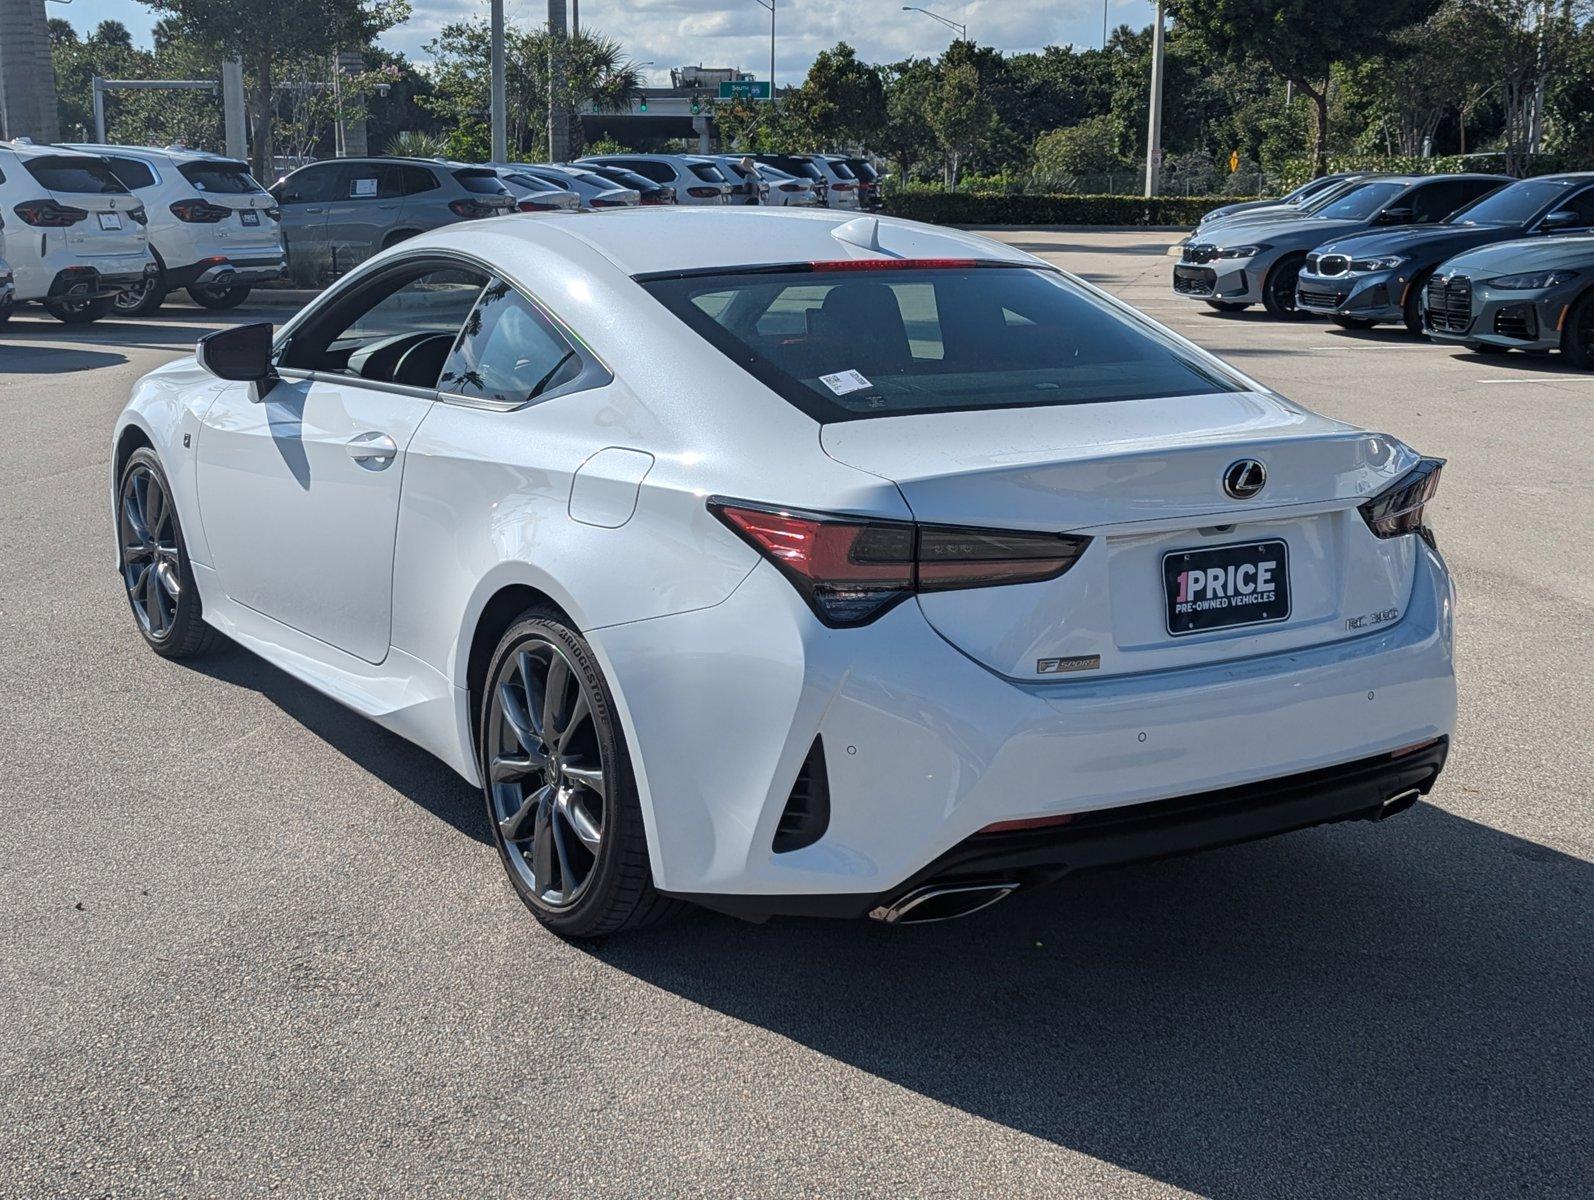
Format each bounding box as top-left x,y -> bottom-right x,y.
1223,459 -> 1267,500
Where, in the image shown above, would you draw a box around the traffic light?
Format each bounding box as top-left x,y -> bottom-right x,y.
690,96 -> 701,115
639,97 -> 648,112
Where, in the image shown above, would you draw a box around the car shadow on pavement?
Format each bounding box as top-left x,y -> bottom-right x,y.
182,643 -> 490,846
0,345 -> 128,374
590,807 -> 1590,1198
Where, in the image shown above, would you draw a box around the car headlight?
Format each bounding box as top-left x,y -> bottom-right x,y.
1215,244 -> 1269,259
1485,270 -> 1579,290
1349,255 -> 1407,272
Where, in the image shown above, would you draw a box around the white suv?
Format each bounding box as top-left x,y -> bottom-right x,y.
575,154 -> 732,205
0,139 -> 155,324
61,144 -> 285,314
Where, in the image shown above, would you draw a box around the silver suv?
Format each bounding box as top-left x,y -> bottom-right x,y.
269,157 -> 514,285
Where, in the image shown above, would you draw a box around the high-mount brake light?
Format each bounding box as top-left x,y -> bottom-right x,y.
708,498 -> 1090,628
13,199 -> 88,227
804,257 -> 982,272
1359,457 -> 1445,541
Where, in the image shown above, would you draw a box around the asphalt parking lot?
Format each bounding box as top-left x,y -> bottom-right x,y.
1,231 -> 1588,1199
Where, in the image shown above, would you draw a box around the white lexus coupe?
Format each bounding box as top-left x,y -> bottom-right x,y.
113,209 -> 1456,936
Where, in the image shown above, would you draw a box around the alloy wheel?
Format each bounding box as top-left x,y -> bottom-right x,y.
119,464 -> 181,638
114,275 -> 156,314
487,638 -> 607,908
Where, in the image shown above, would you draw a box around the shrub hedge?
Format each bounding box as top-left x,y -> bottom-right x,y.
1271,152 -> 1594,191
882,191 -> 1227,226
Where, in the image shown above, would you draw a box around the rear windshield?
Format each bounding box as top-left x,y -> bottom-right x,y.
641,265 -> 1241,422
507,173 -> 561,194
688,162 -> 727,183
827,161 -> 857,180
454,169 -> 508,195
179,160 -> 261,194
24,155 -> 127,194
1447,177 -> 1581,227
1315,181 -> 1406,220
847,160 -> 879,182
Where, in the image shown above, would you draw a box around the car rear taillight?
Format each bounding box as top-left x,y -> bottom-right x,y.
831,182 -> 855,191
590,197 -> 627,208
14,199 -> 87,227
448,198 -> 500,218
709,498 -> 1090,627
264,205 -> 281,221
1359,457 -> 1444,541
169,199 -> 232,223
126,205 -> 148,225
517,197 -> 560,212
686,186 -> 721,198
779,182 -> 805,193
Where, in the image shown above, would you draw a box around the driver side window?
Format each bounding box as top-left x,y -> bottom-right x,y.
281,264 -> 488,389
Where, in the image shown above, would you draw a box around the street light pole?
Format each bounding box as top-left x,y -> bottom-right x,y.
490,0 -> 506,162
1144,0 -> 1165,198
900,6 -> 967,40
752,0 -> 775,97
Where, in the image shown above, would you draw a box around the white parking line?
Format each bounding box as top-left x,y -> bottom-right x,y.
1473,376 -> 1591,384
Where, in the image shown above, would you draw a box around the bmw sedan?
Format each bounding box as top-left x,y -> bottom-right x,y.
1424,233 -> 1594,366
113,209 -> 1456,936
1174,174 -> 1508,317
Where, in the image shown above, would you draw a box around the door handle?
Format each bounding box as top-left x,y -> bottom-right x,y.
303,206 -> 324,214
346,431 -> 398,465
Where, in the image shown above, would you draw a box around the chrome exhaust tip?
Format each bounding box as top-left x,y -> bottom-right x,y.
869,881 -> 1018,925
1376,787 -> 1423,820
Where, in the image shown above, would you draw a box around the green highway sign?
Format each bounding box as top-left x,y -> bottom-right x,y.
718,81 -> 772,101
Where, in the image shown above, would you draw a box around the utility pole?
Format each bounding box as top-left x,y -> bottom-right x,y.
222,59 -> 248,161
1144,0 -> 1165,198
490,0 -> 507,162
548,0 -> 571,161
752,0 -> 775,98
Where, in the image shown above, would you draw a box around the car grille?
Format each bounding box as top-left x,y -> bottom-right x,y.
1298,287 -> 1349,309
1426,274 -> 1473,333
1315,254 -> 1350,277
1493,305 -> 1537,340
1182,243 -> 1219,265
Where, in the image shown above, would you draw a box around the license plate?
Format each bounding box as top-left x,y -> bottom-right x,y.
1163,539 -> 1290,636
97,212 -> 122,230
240,210 -> 260,226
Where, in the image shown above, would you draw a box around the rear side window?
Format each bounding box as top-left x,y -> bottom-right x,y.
396,165 -> 438,195
103,156 -> 158,190
438,278 -> 581,406
24,155 -> 127,194
641,265 -> 1241,422
615,159 -> 673,183
179,160 -> 261,194
276,164 -> 339,204
454,169 -> 508,195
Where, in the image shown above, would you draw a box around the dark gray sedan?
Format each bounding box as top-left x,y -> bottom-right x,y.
1173,174 -> 1510,318
1425,234 -> 1594,367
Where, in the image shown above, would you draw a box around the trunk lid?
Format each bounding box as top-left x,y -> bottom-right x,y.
24,153 -> 149,260
821,393 -> 1422,680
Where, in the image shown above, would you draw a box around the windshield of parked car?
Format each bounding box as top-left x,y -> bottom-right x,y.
1314,181 -> 1407,221
179,160 -> 263,194
1445,178 -> 1582,227
505,173 -> 562,194
23,154 -> 127,194
641,264 -> 1242,422
454,169 -> 509,195
1297,178 -> 1375,214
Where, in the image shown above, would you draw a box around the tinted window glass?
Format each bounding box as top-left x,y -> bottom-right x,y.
439,279 -> 581,405
454,169 -> 508,195
688,162 -> 727,183
1460,178 -> 1505,205
1447,178 -> 1584,227
397,165 -> 438,195
507,173 -> 561,194
1407,181 -> 1469,223
617,159 -> 673,183
24,155 -> 126,194
1316,181 -> 1407,220
277,164 -> 339,204
643,265 -> 1241,422
284,265 -> 487,385
826,160 -> 857,180
1299,179 -> 1368,213
342,164 -> 383,199
102,155 -> 157,190
179,160 -> 261,194
1547,184 -> 1594,226
847,160 -> 879,182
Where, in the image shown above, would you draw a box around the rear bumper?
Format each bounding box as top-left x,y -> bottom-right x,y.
166,255 -> 288,290
48,260 -> 156,300
674,737 -> 1449,920
596,542 -> 1457,907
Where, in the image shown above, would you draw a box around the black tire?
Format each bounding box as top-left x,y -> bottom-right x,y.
186,283 -> 251,310
44,295 -> 113,324
113,269 -> 167,317
478,611 -> 684,938
1332,315 -> 1378,330
1464,340 -> 1510,356
1402,272 -> 1432,335
0,296 -> 12,328
1561,289 -> 1594,369
117,447 -> 219,659
1205,300 -> 1249,313
1261,254 -> 1308,319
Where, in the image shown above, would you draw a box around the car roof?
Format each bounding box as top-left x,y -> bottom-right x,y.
481,208 -> 1033,277
1,139 -> 103,161
58,143 -> 246,167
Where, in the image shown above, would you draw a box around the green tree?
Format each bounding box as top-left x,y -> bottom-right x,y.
777,43 -> 886,149
926,60 -> 999,188
878,58 -> 939,178
1165,0 -> 1438,175
1033,114 -> 1129,181
140,0 -> 410,177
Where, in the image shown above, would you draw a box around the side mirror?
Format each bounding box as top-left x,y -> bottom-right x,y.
1539,209 -> 1580,232
1376,207 -> 1414,225
197,322 -> 279,398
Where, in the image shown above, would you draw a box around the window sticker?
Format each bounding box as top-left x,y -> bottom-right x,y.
819,368 -> 872,395
351,176 -> 378,197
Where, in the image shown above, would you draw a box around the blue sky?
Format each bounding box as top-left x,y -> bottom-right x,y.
62,0 -> 1150,86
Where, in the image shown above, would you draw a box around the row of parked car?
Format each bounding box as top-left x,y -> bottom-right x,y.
1173,170 -> 1594,366
0,141 -> 882,324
